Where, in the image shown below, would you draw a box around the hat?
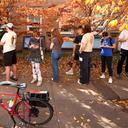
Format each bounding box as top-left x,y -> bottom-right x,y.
6,23 -> 14,28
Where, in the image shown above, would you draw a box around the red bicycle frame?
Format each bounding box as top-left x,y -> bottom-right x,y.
0,87 -> 31,126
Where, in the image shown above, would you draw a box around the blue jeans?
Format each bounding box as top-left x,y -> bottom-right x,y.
51,51 -> 61,80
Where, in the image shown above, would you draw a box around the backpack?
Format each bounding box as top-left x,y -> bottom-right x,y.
109,37 -> 113,46
109,37 -> 121,52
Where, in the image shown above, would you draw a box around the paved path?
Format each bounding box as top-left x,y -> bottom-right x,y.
0,74 -> 128,128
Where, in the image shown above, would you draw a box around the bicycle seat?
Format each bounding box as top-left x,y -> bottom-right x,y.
17,83 -> 27,89
0,81 -> 17,86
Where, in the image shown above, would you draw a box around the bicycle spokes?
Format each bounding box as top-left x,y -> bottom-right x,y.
15,100 -> 53,125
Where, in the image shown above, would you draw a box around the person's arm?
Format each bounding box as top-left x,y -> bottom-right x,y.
79,35 -> 87,53
12,34 -> 17,45
0,41 -> 4,45
104,44 -> 116,49
0,33 -> 6,45
118,30 -> 127,42
118,38 -> 127,42
72,37 -> 77,56
103,38 -> 116,49
29,38 -> 33,48
32,44 -> 39,49
72,44 -> 76,57
29,42 -> 39,49
50,42 -> 54,50
50,38 -> 56,50
100,38 -> 103,48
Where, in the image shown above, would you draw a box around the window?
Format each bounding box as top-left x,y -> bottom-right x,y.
27,15 -> 43,31
28,15 -> 41,24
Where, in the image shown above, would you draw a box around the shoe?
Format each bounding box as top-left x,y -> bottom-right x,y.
31,79 -> 37,84
108,77 -> 113,84
100,74 -> 105,79
77,80 -> 82,85
10,71 -> 13,77
37,81 -> 42,86
117,74 -> 121,79
51,78 -> 59,82
1,71 -> 6,75
10,76 -> 18,81
2,71 -> 13,76
77,79 -> 88,85
66,69 -> 74,75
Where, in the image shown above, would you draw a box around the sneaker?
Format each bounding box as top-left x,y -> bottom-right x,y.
108,77 -> 113,84
31,79 -> 37,84
77,79 -> 82,85
1,71 -> 6,75
2,71 -> 13,76
37,81 -> 42,86
10,76 -> 18,81
117,74 -> 121,79
66,69 -> 74,75
10,71 -> 13,77
100,74 -> 105,79
77,79 -> 88,85
51,78 -> 59,83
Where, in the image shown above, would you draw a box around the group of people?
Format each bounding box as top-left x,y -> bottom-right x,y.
27,28 -> 63,86
66,25 -> 128,84
0,24 -> 63,86
0,22 -> 128,86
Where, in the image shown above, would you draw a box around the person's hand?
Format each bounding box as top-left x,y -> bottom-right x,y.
72,53 -> 75,57
101,45 -> 110,48
100,45 -> 103,48
79,50 -> 82,54
104,45 -> 110,48
29,44 -> 34,48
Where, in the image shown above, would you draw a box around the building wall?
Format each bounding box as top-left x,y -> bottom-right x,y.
10,0 -> 67,51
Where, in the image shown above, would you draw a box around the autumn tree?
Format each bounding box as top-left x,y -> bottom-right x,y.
0,0 -> 61,34
59,0 -> 128,31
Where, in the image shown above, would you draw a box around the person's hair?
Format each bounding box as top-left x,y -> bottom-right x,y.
51,28 -> 63,45
6,27 -> 13,31
33,31 -> 40,37
77,25 -> 83,29
83,25 -> 91,34
102,31 -> 109,37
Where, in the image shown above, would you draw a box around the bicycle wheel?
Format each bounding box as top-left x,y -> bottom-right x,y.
15,100 -> 54,126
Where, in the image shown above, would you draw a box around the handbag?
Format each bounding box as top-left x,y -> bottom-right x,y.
39,38 -> 44,61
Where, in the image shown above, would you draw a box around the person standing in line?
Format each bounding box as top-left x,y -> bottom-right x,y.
50,28 -> 63,82
28,32 -> 43,86
100,32 -> 116,84
66,26 -> 84,75
117,25 -> 128,79
0,23 -> 17,83
78,25 -> 94,85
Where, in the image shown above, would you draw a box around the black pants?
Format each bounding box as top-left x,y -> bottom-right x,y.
117,49 -> 128,74
101,56 -> 113,76
79,52 -> 91,84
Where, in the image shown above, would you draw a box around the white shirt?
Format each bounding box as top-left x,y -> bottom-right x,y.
80,33 -> 94,52
119,30 -> 128,50
1,31 -> 17,53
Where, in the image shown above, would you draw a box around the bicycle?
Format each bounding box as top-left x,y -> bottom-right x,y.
0,81 -> 54,127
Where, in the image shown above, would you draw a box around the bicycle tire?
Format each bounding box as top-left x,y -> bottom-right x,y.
15,100 -> 54,126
